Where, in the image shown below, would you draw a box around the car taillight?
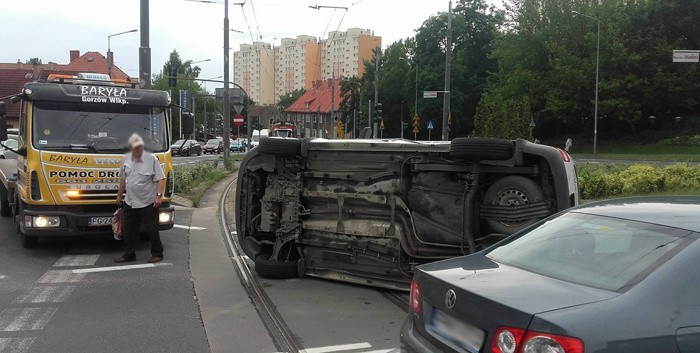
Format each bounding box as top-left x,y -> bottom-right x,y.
557,149 -> 571,162
409,279 -> 421,313
491,326 -> 583,353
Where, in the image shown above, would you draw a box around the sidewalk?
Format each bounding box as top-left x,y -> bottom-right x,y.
188,174 -> 277,353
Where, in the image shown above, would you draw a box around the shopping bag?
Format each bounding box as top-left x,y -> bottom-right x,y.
112,208 -> 124,240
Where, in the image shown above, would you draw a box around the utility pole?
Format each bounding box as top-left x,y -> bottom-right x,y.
223,0 -> 231,164
368,99 -> 372,129
372,50 -> 380,138
441,0 -> 452,141
331,71 -> 335,139
139,0 -> 151,89
400,102 -> 404,139
353,109 -> 356,138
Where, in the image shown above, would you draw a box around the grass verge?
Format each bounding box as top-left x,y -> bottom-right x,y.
174,159 -> 238,207
572,144 -> 700,161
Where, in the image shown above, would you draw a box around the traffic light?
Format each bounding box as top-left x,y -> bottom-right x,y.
168,67 -> 177,88
402,122 -> 408,130
373,102 -> 383,122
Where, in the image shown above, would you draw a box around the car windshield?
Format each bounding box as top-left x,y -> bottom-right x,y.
206,139 -> 219,145
172,139 -> 186,146
275,130 -> 290,138
32,101 -> 168,153
487,212 -> 695,292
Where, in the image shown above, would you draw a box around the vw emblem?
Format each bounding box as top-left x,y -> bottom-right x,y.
445,289 -> 457,309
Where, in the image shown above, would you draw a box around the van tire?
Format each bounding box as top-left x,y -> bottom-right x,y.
450,138 -> 514,160
483,176 -> 545,235
254,253 -> 300,279
258,137 -> 302,156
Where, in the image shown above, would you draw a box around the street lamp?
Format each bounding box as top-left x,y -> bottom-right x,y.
190,59 -> 211,65
107,29 -> 137,78
572,10 -> 601,154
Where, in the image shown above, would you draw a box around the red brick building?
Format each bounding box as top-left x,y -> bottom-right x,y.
284,79 -> 342,138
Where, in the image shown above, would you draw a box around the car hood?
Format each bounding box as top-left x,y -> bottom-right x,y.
419,254 -> 618,316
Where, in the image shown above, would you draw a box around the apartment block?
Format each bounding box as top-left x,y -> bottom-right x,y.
274,35 -> 321,99
233,42 -> 275,105
233,28 -> 381,105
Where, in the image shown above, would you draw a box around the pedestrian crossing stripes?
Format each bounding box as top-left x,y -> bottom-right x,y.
0,338 -> 35,353
53,255 -> 100,267
0,308 -> 57,331
13,285 -> 76,304
36,270 -> 86,284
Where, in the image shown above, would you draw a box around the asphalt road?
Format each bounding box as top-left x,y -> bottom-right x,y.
0,209 -> 208,353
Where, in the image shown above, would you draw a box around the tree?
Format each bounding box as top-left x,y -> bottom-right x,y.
277,88 -> 305,111
152,50 -> 209,138
26,58 -> 42,65
339,77 -> 362,136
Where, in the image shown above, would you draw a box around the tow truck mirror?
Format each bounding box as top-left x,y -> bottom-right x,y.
0,117 -> 8,142
181,113 -> 194,135
0,102 -> 6,117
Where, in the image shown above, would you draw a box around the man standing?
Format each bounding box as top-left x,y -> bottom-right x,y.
114,133 -> 166,263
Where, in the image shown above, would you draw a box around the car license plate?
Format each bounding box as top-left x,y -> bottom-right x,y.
429,308 -> 485,353
88,217 -> 112,226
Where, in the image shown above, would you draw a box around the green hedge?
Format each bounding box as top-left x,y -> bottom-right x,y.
578,163 -> 700,199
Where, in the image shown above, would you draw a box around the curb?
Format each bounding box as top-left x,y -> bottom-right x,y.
171,194 -> 194,208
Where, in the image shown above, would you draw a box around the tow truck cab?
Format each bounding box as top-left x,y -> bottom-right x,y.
0,73 -> 176,247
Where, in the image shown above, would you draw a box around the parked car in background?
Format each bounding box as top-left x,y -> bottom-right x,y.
230,139 -> 246,152
401,197 -> 700,353
249,129 -> 269,149
170,139 -> 202,156
203,139 -> 223,154
0,134 -> 19,159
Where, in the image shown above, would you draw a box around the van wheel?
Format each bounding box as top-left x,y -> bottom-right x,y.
254,253 -> 300,279
450,137 -> 514,160
258,137 -> 302,156
483,176 -> 545,235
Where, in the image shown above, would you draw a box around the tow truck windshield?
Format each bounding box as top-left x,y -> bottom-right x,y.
32,101 -> 168,153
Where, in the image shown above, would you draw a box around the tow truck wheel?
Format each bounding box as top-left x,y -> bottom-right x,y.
0,184 -> 10,217
483,176 -> 545,235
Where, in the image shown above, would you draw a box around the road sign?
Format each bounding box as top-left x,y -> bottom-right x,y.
423,91 -> 438,99
673,50 -> 699,63
380,119 -> 385,130
427,121 -> 434,130
412,126 -> 419,133
529,119 -> 536,128
180,90 -> 190,111
233,114 -> 244,127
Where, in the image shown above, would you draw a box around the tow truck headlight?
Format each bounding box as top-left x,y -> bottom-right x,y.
30,216 -> 61,228
158,211 -> 173,224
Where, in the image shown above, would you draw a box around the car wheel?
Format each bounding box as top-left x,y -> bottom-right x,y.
254,253 -> 300,279
197,150 -> 202,156
450,137 -> 514,160
0,155 -> 5,159
483,176 -> 545,235
258,137 -> 302,156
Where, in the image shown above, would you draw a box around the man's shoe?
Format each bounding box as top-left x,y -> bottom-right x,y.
148,256 -> 163,263
114,256 -> 136,264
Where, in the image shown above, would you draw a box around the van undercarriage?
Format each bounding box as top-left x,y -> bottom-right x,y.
236,137 -> 577,290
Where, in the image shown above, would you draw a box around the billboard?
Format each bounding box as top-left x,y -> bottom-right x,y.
673,50 -> 699,63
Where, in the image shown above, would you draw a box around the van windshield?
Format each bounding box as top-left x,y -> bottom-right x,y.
32,101 -> 169,153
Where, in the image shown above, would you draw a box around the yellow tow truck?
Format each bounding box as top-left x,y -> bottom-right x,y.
0,73 -> 178,247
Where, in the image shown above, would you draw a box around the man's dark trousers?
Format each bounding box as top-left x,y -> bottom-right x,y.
122,203 -> 163,259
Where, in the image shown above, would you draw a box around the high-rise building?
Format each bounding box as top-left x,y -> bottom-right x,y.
233,28 -> 381,106
233,42 -> 275,105
321,28 -> 381,80
274,35 -> 321,99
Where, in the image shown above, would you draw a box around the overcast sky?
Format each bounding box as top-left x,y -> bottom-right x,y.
0,0 -> 497,88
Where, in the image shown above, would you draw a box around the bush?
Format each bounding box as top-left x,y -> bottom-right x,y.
173,162 -> 229,206
658,135 -> 700,146
577,163 -> 700,199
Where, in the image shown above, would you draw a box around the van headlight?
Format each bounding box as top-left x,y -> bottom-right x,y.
158,211 -> 173,224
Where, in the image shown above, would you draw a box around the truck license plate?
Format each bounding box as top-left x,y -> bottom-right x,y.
88,217 -> 112,226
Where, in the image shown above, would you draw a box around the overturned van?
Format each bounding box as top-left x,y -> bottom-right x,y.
235,137 -> 578,290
